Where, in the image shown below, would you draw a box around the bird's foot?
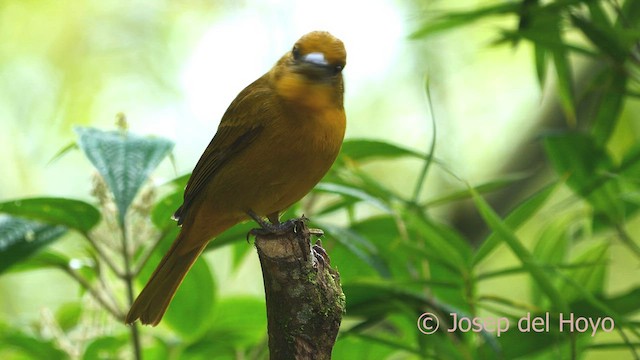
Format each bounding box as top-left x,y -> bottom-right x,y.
249,218 -> 299,237
247,210 -> 319,237
312,239 -> 331,268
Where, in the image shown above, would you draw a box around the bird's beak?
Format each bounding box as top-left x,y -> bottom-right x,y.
296,52 -> 334,80
302,52 -> 328,66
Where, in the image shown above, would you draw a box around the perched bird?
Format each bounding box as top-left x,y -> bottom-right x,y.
126,31 -> 347,326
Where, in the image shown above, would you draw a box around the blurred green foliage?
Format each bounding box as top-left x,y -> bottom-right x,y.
1,0 -> 640,359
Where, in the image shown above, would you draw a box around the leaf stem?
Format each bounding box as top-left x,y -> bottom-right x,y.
120,222 -> 142,360
412,77 -> 437,203
62,266 -> 122,320
83,231 -> 124,278
132,228 -> 170,277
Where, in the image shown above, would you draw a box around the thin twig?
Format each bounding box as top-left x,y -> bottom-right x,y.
411,76 -> 437,203
132,228 -> 171,277
82,231 -> 124,278
62,266 -> 123,321
120,222 -> 142,360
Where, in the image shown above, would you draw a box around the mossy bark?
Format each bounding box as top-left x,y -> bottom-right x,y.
254,218 -> 345,360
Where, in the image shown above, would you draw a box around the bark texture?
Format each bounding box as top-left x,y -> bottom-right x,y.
254,219 -> 344,360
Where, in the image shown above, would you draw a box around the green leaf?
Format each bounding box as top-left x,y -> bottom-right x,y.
55,302 -> 83,332
424,173 -> 531,207
344,279 -> 445,317
552,47 -> 576,126
404,210 -> 472,273
534,44 -> 548,87
0,197 -> 100,233
82,335 -> 128,360
590,70 -> 627,146
470,188 -> 568,312
0,323 -> 68,360
151,190 -> 182,229
340,139 -> 424,162
333,336 -> 396,360
163,255 -> 216,339
314,183 -> 392,213
75,127 -> 174,225
562,241 -> 608,302
48,141 -> 78,165
543,133 -> 624,223
531,216 -> 572,305
181,297 -> 266,359
320,223 -> 392,278
571,14 -> 628,63
410,3 -> 520,38
4,250 -> 70,273
205,221 -> 255,252
0,216 -> 67,274
474,184 -> 556,265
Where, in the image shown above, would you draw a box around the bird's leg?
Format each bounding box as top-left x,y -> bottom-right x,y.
247,210 -> 325,238
247,209 -> 298,236
312,239 -> 331,269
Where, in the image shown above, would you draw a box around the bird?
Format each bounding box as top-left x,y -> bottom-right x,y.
125,31 -> 347,326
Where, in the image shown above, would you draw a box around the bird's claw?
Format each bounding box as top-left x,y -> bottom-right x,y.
312,239 -> 331,268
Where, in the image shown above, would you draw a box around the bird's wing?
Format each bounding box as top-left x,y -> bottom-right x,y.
174,79 -> 273,224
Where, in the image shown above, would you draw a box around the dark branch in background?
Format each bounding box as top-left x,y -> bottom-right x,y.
450,59 -> 607,244
254,219 -> 345,360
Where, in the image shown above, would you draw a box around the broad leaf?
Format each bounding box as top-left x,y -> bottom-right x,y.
162,255 -> 215,339
0,197 -> 100,233
0,216 -> 67,274
75,127 -> 174,225
0,323 -> 68,360
339,139 -> 424,162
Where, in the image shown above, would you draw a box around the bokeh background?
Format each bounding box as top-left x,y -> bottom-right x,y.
1,0 -> 639,359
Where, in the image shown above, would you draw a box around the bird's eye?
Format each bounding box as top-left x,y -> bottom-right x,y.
333,65 -> 343,75
292,45 -> 301,60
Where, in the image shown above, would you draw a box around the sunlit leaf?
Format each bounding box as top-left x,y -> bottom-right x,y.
403,210 -> 471,275
163,255 -> 216,339
531,216 -> 572,305
48,141 -> 78,165
4,250 -> 69,273
543,133 -> 625,224
534,44 -> 548,87
571,14 -> 628,63
82,335 -> 128,360
0,323 -> 67,360
474,184 -> 556,265
562,241 -> 608,302
75,127 -> 174,225
0,216 -> 67,274
410,3 -> 520,38
56,302 -> 83,332
424,173 -> 530,207
0,197 -> 100,233
151,190 -> 182,229
591,70 -> 627,145
552,48 -> 576,126
315,183 -> 392,213
470,188 -> 568,312
340,139 -> 424,162
321,222 -> 392,278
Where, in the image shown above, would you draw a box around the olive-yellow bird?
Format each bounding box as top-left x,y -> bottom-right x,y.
126,31 -> 347,326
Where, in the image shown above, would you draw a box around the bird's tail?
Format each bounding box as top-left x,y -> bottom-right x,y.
125,230 -> 207,326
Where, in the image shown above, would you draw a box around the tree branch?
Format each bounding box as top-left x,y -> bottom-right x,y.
254,219 -> 345,360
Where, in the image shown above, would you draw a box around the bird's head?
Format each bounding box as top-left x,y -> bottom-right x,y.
272,31 -> 347,109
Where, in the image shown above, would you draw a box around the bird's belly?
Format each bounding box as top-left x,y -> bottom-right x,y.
204,120 -> 342,218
